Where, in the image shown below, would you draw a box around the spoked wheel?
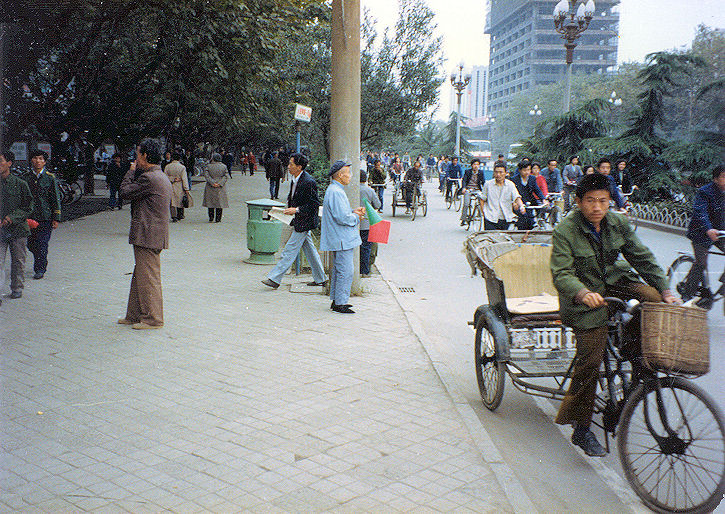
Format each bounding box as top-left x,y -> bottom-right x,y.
391,193 -> 397,216
411,193 -> 418,221
445,189 -> 453,209
422,192 -> 427,216
667,255 -> 695,293
618,376 -> 725,514
453,189 -> 462,212
474,205 -> 483,231
474,318 -> 505,411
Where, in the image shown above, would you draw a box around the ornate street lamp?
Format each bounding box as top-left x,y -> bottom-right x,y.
553,0 -> 595,113
528,104 -> 542,136
450,62 -> 471,157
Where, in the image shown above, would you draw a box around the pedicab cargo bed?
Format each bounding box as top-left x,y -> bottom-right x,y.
464,231 -> 558,318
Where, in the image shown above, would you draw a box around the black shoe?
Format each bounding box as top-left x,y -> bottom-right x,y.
331,304 -> 355,314
171,218 -> 178,223
8,291 -> 22,299
307,281 -> 326,286
261,279 -> 280,289
571,429 -> 606,457
33,272 -> 44,280
330,301 -> 351,309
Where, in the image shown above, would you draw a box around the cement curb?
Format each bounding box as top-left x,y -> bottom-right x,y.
375,260 -> 537,514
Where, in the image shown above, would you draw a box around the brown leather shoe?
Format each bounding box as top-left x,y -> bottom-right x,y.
131,322 -> 163,330
117,318 -> 136,325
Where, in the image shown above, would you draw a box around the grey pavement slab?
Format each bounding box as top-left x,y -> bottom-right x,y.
1,173 -> 514,512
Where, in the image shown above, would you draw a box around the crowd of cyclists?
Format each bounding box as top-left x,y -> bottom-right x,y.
362,150 -> 636,230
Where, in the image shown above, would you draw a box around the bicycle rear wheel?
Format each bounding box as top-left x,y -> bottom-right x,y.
411,193 -> 418,221
618,376 -> 725,513
445,188 -> 453,209
667,255 -> 695,293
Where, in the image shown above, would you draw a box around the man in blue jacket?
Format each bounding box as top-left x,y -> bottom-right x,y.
511,160 -> 546,230
445,156 -> 463,201
262,153 -> 327,290
679,165 -> 725,301
320,160 -> 365,313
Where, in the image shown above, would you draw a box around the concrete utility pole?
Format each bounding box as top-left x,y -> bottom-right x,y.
330,0 -> 362,293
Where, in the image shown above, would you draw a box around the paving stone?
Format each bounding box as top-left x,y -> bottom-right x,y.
1,174 -> 511,512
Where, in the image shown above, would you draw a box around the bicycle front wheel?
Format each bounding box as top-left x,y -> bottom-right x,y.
618,376 -> 725,513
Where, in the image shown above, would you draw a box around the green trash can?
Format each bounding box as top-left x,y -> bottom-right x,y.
245,198 -> 286,265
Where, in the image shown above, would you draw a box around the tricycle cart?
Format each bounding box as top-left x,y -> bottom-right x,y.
391,180 -> 427,220
465,231 -> 725,513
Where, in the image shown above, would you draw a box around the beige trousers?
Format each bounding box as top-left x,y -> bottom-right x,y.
125,245 -> 164,326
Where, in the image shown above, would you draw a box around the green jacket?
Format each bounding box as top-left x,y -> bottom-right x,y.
1,174 -> 34,239
21,170 -> 62,222
550,210 -> 668,331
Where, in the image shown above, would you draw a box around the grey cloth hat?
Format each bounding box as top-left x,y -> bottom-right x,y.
329,159 -> 352,177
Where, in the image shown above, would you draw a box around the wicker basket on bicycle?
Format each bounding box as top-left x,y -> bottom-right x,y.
640,302 -> 709,376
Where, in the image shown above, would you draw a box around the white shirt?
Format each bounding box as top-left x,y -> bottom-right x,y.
290,173 -> 301,200
480,178 -> 521,223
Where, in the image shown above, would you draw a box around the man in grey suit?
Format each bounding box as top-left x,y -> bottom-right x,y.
118,138 -> 172,329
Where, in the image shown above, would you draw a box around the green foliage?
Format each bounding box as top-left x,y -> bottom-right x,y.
360,0 -> 444,148
6,0 -> 313,151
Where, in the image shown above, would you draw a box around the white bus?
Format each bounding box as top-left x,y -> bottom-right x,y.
469,140 -> 492,164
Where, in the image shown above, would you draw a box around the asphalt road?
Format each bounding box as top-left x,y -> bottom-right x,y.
377,181 -> 725,513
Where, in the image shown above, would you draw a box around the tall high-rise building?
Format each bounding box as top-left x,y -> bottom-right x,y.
486,0 -> 620,115
449,65 -> 490,123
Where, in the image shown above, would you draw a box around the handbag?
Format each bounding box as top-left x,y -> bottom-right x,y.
181,193 -> 189,208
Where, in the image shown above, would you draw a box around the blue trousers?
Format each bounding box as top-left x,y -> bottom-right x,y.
329,249 -> 354,306
27,220 -> 53,274
269,178 -> 280,199
109,185 -> 122,208
359,230 -> 371,275
267,230 -> 326,285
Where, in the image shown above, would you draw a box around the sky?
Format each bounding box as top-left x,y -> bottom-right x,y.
360,0 -> 725,118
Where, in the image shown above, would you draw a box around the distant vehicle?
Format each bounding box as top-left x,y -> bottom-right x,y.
507,143 -> 524,164
469,140 -> 492,164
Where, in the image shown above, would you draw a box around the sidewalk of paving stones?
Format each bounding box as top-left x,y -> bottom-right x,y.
1,170 -> 521,512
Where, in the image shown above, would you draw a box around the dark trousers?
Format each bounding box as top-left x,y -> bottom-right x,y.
682,240 -> 725,298
516,211 -> 535,230
109,185 -> 122,208
360,229 -> 372,275
27,220 -> 53,274
126,245 -> 163,326
555,281 -> 662,427
269,178 -> 280,199
484,218 -> 509,230
404,182 -> 418,209
171,207 -> 184,220
208,208 -> 223,222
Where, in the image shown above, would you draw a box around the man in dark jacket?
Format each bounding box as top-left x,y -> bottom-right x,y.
262,153 -> 327,289
1,151 -> 34,299
550,173 -> 676,457
265,152 -> 285,200
510,160 -> 546,230
106,153 -> 127,210
21,149 -> 61,279
459,158 -> 485,225
118,138 -> 172,329
679,165 -> 725,301
222,150 -> 234,178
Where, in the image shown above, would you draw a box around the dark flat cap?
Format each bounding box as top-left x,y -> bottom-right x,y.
329,159 -> 351,177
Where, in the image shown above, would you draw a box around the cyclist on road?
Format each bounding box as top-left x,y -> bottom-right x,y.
389,156 -> 403,184
459,158 -> 485,226
679,165 -> 725,301
542,159 -> 563,194
510,160 -> 546,230
479,163 -> 524,230
445,156 -> 463,200
596,158 -> 626,209
403,161 -> 423,214
550,172 -> 678,457
562,156 -> 582,211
